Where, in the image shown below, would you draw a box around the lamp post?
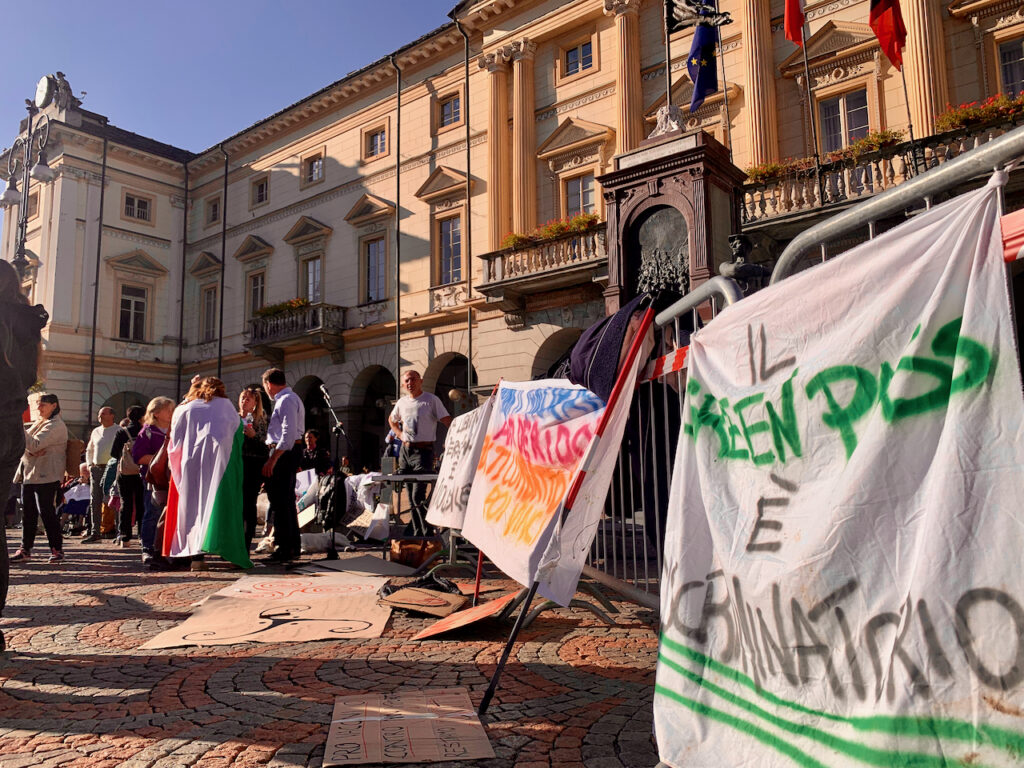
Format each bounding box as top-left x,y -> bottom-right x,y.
1,76 -> 57,285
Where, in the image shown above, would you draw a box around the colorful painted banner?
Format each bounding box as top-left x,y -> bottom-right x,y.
426,397 -> 494,530
655,177 -> 1024,767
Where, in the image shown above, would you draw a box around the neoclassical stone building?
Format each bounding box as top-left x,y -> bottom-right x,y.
2,0 -> 1022,466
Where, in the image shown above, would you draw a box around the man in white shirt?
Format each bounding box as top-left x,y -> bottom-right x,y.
262,367 -> 305,562
388,370 -> 451,535
82,406 -> 118,543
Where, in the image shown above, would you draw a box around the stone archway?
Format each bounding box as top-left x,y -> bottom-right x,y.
531,328 -> 583,380
293,375 -> 330,458
350,365 -> 396,471
424,353 -> 478,419
100,390 -> 149,420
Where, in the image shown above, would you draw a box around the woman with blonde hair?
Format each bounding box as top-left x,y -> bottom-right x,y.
11,393 -> 69,564
238,386 -> 268,550
164,377 -> 250,569
133,396 -> 174,569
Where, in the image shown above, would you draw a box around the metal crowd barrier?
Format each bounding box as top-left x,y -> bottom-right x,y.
583,278 -> 744,611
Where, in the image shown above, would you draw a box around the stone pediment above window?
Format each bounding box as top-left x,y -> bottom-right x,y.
779,21 -> 879,77
190,251 -> 221,278
344,193 -> 396,227
537,117 -> 615,172
948,0 -> 1019,20
283,215 -> 333,246
233,235 -> 274,264
414,166 -> 472,204
643,78 -> 742,123
106,249 -> 168,277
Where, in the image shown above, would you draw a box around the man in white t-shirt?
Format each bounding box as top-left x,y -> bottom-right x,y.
388,369 -> 451,534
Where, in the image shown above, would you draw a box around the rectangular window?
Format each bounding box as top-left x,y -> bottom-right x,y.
119,285 -> 147,342
201,286 -> 217,343
366,129 -> 387,158
439,216 -> 462,286
303,256 -> 321,303
1001,37 -> 1024,98
566,174 -> 596,216
27,192 -> 39,219
819,88 -> 869,153
440,95 -> 461,127
250,176 -> 269,207
565,41 -> 593,77
304,155 -> 324,184
365,237 -> 387,302
206,197 -> 220,225
124,194 -> 152,222
248,272 -> 265,317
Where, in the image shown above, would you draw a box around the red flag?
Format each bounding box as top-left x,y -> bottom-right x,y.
869,0 -> 907,70
784,0 -> 805,46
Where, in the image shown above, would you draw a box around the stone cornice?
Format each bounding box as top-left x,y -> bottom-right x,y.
536,83 -> 616,122
948,0 -> 1020,20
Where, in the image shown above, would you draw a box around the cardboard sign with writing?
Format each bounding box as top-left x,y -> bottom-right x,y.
426,397 -> 493,530
323,688 -> 493,765
412,592 -> 518,641
379,587 -> 467,617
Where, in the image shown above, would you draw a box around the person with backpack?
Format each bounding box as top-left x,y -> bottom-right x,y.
0,261 -> 48,649
110,405 -> 145,547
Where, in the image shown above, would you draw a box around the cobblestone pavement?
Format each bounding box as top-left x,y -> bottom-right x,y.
0,541 -> 660,768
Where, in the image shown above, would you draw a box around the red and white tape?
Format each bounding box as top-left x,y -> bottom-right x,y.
640,345 -> 689,384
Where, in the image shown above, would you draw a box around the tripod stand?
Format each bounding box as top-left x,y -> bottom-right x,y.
318,384 -> 349,559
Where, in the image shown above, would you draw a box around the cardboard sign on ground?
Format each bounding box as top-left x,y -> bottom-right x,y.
295,555 -> 416,577
141,573 -> 390,648
323,688 -> 493,765
379,587 -> 467,617
454,582 -> 504,596
412,592 -> 518,641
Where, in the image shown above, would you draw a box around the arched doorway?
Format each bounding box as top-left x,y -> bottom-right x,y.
428,353 -> 479,420
354,366 -> 396,472
100,390 -> 149,419
293,375 -> 330,459
532,328 -> 583,380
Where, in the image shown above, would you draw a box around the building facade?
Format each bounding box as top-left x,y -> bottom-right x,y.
3,0 -> 1022,465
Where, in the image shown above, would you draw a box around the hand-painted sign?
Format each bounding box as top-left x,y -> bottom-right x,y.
426,397 -> 494,530
656,177 -> 1024,767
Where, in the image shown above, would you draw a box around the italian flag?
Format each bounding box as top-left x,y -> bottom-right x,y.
163,396 -> 252,568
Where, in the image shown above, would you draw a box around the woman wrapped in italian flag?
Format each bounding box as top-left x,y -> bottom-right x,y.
163,377 -> 252,569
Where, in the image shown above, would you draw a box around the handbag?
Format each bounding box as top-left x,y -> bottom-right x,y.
148,435 -> 170,491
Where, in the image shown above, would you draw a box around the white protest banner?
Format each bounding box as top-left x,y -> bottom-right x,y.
461,380 -> 604,604
426,396 -> 494,530
655,177 -> 1024,767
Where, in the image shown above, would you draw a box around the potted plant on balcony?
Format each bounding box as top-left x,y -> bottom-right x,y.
935,93 -> 1024,133
254,297 -> 311,318
500,212 -> 601,250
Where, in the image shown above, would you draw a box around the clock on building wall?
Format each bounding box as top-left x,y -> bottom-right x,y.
34,75 -> 55,109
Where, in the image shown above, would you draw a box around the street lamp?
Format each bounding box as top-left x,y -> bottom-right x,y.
1,75 -> 57,284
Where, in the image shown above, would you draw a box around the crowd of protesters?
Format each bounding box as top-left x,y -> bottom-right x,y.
0,366 -> 361,572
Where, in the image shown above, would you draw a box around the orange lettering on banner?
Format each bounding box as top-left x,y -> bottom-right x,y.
478,437 -> 577,546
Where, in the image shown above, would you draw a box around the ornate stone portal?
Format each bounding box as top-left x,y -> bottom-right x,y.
598,130 -> 745,314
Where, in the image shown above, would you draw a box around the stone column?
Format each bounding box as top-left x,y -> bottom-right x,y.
509,38 -> 538,233
478,51 -> 512,250
901,0 -> 949,136
742,0 -> 779,165
604,0 -> 643,153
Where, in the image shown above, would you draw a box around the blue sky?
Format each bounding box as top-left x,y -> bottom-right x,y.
0,0 -> 457,154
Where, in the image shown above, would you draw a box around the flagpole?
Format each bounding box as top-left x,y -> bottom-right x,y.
900,68 -> 922,175
798,24 -> 824,205
664,0 -> 673,109
715,8 -> 732,158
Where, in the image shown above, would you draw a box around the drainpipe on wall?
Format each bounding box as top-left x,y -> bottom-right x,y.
389,54 -> 402,400
217,145 -> 228,378
85,136 -> 108,430
453,16 -> 474,400
175,162 -> 188,402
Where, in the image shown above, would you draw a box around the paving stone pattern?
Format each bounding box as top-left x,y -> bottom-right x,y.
0,543 -> 661,767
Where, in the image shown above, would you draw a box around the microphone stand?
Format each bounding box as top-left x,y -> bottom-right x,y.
319,385 -> 348,560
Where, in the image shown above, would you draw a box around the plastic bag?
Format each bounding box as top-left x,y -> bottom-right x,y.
364,502 -> 390,541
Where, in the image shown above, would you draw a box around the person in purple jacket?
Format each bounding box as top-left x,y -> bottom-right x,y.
133,396 -> 175,569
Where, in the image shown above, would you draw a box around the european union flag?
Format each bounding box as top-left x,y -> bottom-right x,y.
686,20 -> 719,112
